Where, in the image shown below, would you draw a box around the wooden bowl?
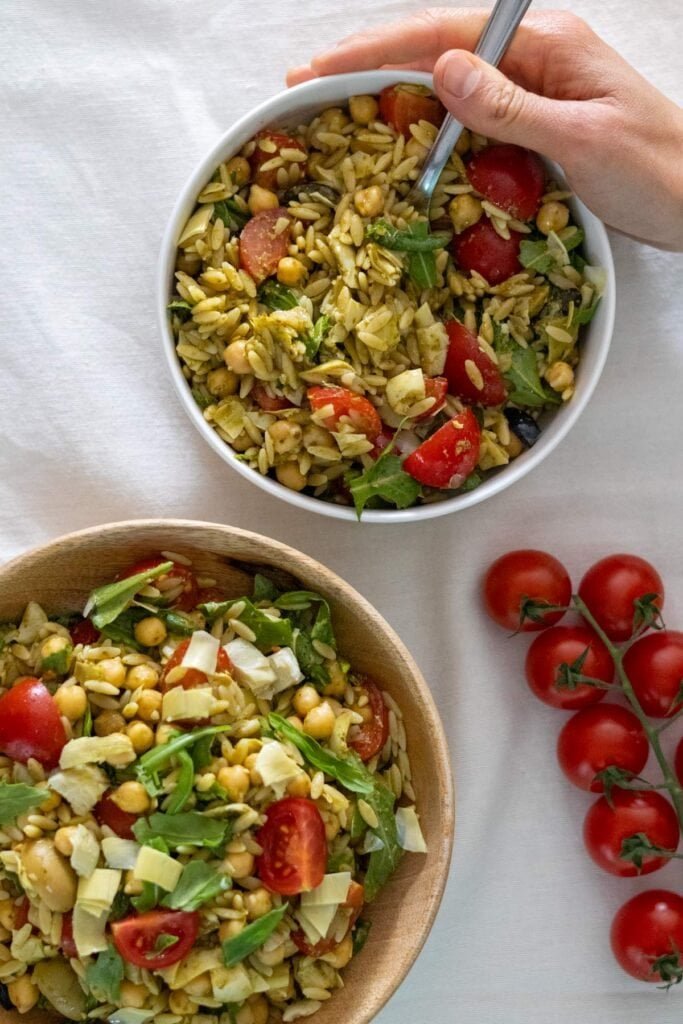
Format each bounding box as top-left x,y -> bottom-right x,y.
0,519 -> 454,1024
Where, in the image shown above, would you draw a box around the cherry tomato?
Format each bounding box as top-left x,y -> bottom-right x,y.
524,625 -> 612,709
307,386 -> 382,441
69,617 -> 100,645
577,554 -> 664,642
556,704 -> 649,792
611,890 -> 683,983
482,549 -> 571,631
451,220 -> 523,286
239,208 -> 291,284
249,130 -> 307,189
256,797 -> 326,895
444,320 -> 507,406
61,913 -> 77,959
160,638 -> 232,691
112,910 -> 199,969
291,880 -> 364,956
622,631 -> 683,718
119,556 -> 199,613
583,789 -> 679,876
378,85 -> 445,139
414,376 -> 448,421
15,897 -> 30,930
467,144 -> 546,220
348,679 -> 389,762
0,677 -> 67,769
251,383 -> 293,411
403,409 -> 481,489
94,792 -> 138,840
675,738 -> 683,787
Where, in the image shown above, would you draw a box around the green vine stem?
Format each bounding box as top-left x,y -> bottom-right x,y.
573,595 -> 683,831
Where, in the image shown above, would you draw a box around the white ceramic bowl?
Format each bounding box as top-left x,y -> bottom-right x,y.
158,70 -> 616,524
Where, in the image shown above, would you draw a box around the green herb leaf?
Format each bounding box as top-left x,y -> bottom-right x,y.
362,782 -> 402,902
352,920 -> 371,955
222,904 -> 289,966
269,714 -> 374,795
258,280 -> 299,311
41,642 -> 73,675
150,933 -> 179,956
135,725 -> 231,796
405,223 -> 437,289
100,607 -> 146,650
82,703 -> 93,737
304,314 -> 332,360
192,386 -> 213,411
0,782 -> 46,826
366,219 -> 451,252
85,944 -> 124,1003
162,860 -> 232,911
168,299 -> 193,323
253,575 -> 280,603
349,453 -> 421,519
519,239 -> 554,274
275,591 -> 336,651
504,345 -> 560,409
133,811 -> 232,851
165,750 -> 195,815
327,845 -> 356,874
573,298 -> 600,325
214,198 -> 250,232
157,609 -> 198,637
199,598 -> 292,652
84,562 -> 173,630
292,629 -> 329,688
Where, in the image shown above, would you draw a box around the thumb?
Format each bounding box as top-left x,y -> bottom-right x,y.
433,50 -> 571,160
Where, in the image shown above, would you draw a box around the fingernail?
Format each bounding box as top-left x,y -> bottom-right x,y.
442,54 -> 481,99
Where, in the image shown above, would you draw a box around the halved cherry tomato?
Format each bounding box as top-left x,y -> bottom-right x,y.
307,386 -> 382,442
119,556 -> 199,613
414,377 -> 448,421
256,797 -> 326,896
94,791 -> 138,840
556,704 -> 649,792
291,881 -> 364,956
578,554 -> 664,642
251,383 -> 293,412
160,638 -> 232,692
622,631 -> 683,718
15,897 -> 30,931
467,144 -> 546,220
611,890 -> 683,983
524,625 -> 612,709
403,409 -> 481,489
249,130 -> 307,190
482,549 -> 571,632
452,220 -> 523,285
61,913 -> 77,959
348,679 -> 389,762
583,789 -> 680,877
239,208 -> 291,284
378,85 -> 445,139
69,617 -> 100,646
112,910 -> 199,969
0,677 -> 67,769
444,320 -> 507,406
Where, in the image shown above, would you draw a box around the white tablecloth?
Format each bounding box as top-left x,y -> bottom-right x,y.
2,1 -> 683,1021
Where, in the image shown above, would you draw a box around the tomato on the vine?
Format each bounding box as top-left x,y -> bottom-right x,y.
525,625 -> 612,709
622,630 -> 683,718
112,910 -> 199,969
583,789 -> 679,877
256,798 -> 326,895
611,890 -> 683,983
578,554 -> 664,642
557,704 -> 649,792
483,550 -> 571,631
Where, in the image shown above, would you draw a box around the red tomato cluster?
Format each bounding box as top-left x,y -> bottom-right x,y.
483,549 -> 683,985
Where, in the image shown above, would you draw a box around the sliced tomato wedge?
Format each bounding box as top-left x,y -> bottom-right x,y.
378,85 -> 445,139
414,377 -> 448,422
444,320 -> 507,406
239,208 -> 291,284
94,791 -> 138,840
256,797 -> 326,896
307,386 -> 382,441
69,617 -> 101,646
250,130 -> 307,189
467,144 -> 546,220
291,881 -> 365,956
403,410 -> 481,489
251,382 -> 293,412
348,679 -> 389,762
451,220 -> 523,286
119,556 -> 199,613
61,913 -> 78,959
112,910 -> 199,969
0,677 -> 67,769
160,638 -> 232,692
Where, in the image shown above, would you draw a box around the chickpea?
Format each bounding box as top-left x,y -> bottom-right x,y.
126,721 -> 154,753
545,360 -> 575,391
286,774 -> 311,798
112,781 -> 150,814
120,980 -> 148,1009
293,685 -> 321,717
222,849 -> 255,880
231,431 -> 253,453
38,788 -> 61,813
207,366 -> 239,398
536,201 -> 570,235
248,184 -> 279,215
226,155 -> 251,187
232,738 -> 261,763
54,826 -> 78,858
224,339 -> 252,375
321,933 -> 354,969
267,420 -> 302,456
8,975 -> 39,1014
319,107 -> 349,132
448,193 -> 483,234
217,764 -> 250,801
302,424 -> 333,449
124,663 -> 159,691
21,840 -> 77,913
277,256 -> 306,286
134,617 -> 167,648
155,723 -> 178,746
245,888 -> 273,920
53,684 -> 87,722
97,658 -> 127,687
349,94 -> 379,125
505,432 -> 524,459
94,710 -> 126,737
286,715 -> 304,730
354,185 -> 384,218
275,461 -> 307,492
323,660 -> 346,698
236,994 -> 269,1024
137,689 -> 163,721
244,753 -> 262,787
40,634 -> 71,664
0,901 -> 17,931
169,991 -> 195,1015
219,918 -> 245,942
303,701 -> 335,740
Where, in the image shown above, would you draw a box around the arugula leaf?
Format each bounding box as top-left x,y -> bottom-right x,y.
192,386 -> 213,411
130,836 -> 169,912
84,562 -> 173,630
519,239 -> 554,274
82,703 -> 93,737
191,733 -> 215,772
214,198 -> 250,232
362,782 -> 402,902
574,297 -> 601,325
352,920 -> 371,955
258,280 -> 299,311
348,452 -> 421,519
109,891 -> 131,922
100,607 -> 146,649
162,860 -> 231,911
199,598 -> 292,652
405,222 -> 437,289
304,314 -> 332,360
327,845 -> 356,874
168,299 -> 193,323
133,811 -> 232,851
165,750 -> 195,815
0,782 -> 46,826
292,629 -> 329,687
274,591 -> 336,651
253,574 -> 280,603
135,725 -> 231,795
504,345 -> 560,409
366,219 -> 451,252
85,944 -> 124,1004
269,714 -> 374,795
151,933 -> 179,955
458,471 -> 482,493
222,904 -> 289,966
41,642 -> 72,675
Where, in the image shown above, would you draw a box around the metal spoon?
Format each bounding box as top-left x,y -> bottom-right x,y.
409,0 -> 533,215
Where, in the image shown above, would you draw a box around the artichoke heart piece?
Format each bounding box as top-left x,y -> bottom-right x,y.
251,308 -> 313,362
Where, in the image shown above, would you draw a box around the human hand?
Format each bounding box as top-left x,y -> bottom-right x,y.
288,9 -> 683,250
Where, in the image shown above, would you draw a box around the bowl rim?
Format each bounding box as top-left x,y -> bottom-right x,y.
0,517 -> 455,1022
157,70 -> 616,524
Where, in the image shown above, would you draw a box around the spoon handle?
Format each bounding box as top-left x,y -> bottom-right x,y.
411,0 -> 533,207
